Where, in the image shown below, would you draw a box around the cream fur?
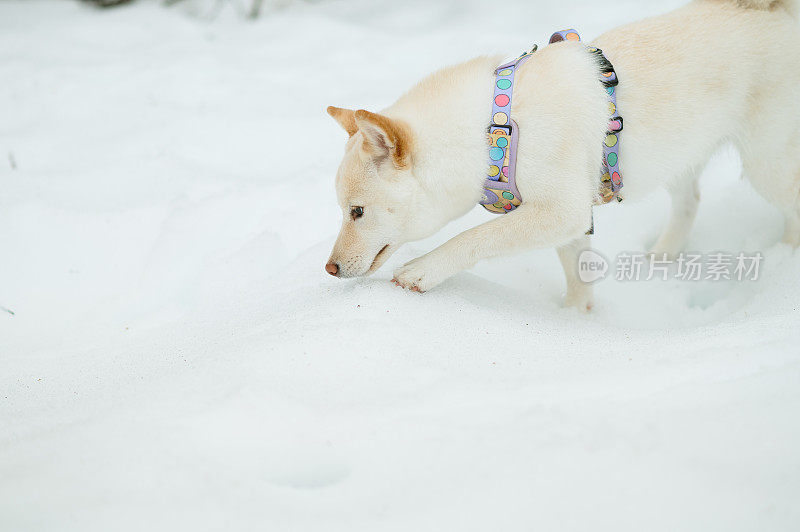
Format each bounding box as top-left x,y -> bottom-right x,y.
326,0 -> 800,310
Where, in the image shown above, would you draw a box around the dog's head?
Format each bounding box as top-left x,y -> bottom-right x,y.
324,106 -> 427,278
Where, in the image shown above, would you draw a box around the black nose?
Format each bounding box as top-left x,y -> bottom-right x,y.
325,262 -> 339,276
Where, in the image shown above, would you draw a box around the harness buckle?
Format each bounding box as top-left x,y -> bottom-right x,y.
487,123 -> 513,134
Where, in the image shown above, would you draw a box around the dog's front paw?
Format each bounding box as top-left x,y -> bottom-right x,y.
391,254 -> 452,293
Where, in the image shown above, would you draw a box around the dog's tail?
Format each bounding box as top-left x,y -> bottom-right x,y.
734,0 -> 798,18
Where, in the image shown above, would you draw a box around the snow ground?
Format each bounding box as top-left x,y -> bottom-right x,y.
1,0 -> 799,530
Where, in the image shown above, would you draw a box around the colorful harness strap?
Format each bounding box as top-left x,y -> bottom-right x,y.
479,47 -> 535,214
480,29 -> 624,217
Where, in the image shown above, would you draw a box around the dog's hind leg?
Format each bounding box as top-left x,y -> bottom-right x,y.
649,169 -> 701,259
557,235 -> 594,312
779,178 -> 800,247
738,133 -> 800,248
782,207 -> 800,247
733,53 -> 800,247
780,156 -> 800,248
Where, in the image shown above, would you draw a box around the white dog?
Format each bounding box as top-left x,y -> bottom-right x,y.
325,0 -> 800,310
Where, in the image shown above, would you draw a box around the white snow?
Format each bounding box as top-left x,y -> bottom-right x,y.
1,0 -> 799,530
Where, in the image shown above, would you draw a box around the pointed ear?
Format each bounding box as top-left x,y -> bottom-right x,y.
327,106 -> 358,137
353,110 -> 411,168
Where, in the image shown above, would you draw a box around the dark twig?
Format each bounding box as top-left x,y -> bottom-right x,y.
83,0 -> 274,18
249,0 -> 264,18
82,0 -> 137,7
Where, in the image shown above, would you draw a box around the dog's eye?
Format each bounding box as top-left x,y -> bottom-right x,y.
350,206 -> 364,220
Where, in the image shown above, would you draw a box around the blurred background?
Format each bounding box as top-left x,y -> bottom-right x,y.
2,1 -> 799,531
